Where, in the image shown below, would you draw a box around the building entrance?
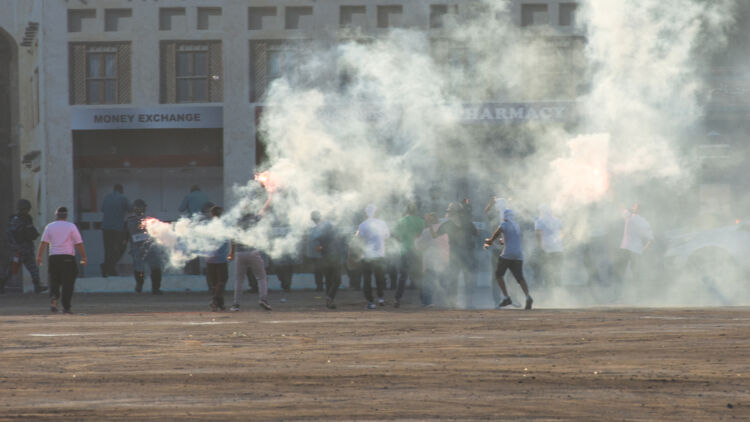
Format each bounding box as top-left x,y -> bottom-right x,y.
73,129 -> 223,276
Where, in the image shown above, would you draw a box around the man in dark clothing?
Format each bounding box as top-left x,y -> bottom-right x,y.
393,203 -> 425,307
310,211 -> 344,309
125,199 -> 164,295
100,184 -> 130,277
5,199 -> 46,294
428,202 -> 477,307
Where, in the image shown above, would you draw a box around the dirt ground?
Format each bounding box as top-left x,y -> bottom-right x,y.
0,289 -> 748,421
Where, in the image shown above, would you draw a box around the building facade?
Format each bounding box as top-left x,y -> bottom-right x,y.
1,0 -> 588,279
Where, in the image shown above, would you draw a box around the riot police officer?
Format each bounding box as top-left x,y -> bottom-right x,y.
126,199 -> 164,294
6,199 -> 47,294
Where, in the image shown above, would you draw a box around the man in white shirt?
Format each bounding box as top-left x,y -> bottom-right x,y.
36,207 -> 88,314
356,204 -> 390,309
534,205 -> 564,287
615,203 -> 653,284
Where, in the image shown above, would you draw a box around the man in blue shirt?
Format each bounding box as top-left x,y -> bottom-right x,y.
484,209 -> 533,310
101,184 -> 130,277
179,185 -> 211,216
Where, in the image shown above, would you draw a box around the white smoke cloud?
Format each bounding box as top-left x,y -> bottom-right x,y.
146,0 -> 743,307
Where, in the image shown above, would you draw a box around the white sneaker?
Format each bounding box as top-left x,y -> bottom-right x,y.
230,304 -> 240,312
378,298 -> 385,306
367,302 -> 376,309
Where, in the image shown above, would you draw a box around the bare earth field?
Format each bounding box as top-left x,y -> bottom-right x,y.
0,289 -> 748,421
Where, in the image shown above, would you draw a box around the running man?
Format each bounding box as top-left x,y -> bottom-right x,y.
484,209 -> 533,310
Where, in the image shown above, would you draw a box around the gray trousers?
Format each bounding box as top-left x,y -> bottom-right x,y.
234,250 -> 267,305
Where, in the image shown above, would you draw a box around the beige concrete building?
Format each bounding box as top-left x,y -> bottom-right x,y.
1,0 -> 588,285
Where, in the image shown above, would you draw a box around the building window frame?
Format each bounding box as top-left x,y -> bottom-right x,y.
160,40 -> 222,104
86,46 -> 119,104
250,40 -> 308,103
69,42 -> 131,105
176,44 -> 209,103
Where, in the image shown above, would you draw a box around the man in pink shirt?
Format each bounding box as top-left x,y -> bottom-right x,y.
36,207 -> 88,314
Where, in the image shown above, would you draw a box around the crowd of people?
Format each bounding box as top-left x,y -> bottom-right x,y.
2,182 -> 656,315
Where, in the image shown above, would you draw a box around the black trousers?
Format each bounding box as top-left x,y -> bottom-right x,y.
320,259 -> 341,300
48,255 -> 78,311
396,250 -> 423,301
312,259 -> 325,290
614,249 -> 642,283
441,255 -> 472,302
206,263 -> 228,308
536,251 -> 563,287
362,258 -> 386,303
347,268 -> 362,290
102,229 -> 126,275
275,264 -> 294,292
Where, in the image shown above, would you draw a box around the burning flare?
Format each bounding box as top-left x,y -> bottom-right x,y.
254,171 -> 278,193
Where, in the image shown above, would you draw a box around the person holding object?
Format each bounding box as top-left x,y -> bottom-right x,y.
36,207 -> 87,314
125,199 -> 164,295
484,209 -> 533,310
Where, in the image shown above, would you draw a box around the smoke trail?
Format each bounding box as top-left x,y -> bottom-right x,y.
146,0 -> 741,307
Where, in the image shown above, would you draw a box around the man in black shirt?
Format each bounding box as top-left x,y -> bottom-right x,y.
428,202 -> 477,307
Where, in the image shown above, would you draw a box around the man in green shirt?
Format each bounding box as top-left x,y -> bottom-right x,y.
393,202 -> 425,307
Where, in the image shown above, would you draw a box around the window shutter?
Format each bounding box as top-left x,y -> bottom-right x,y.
250,41 -> 268,102
69,43 -> 87,105
160,41 -> 177,103
208,41 -> 223,102
117,43 -> 131,104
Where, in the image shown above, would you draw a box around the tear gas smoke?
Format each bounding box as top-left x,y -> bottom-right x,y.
146,0 -> 744,308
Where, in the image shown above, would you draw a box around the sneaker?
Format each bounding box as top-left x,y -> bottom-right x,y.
50,298 -> 58,313
326,298 -> 337,309
367,302 -> 376,309
152,290 -> 163,295
209,300 -> 218,312
393,300 -> 400,308
230,304 -> 240,312
525,297 -> 533,310
259,299 -> 272,311
62,309 -> 72,315
498,297 -> 513,308
378,298 -> 385,306
35,285 -> 49,294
